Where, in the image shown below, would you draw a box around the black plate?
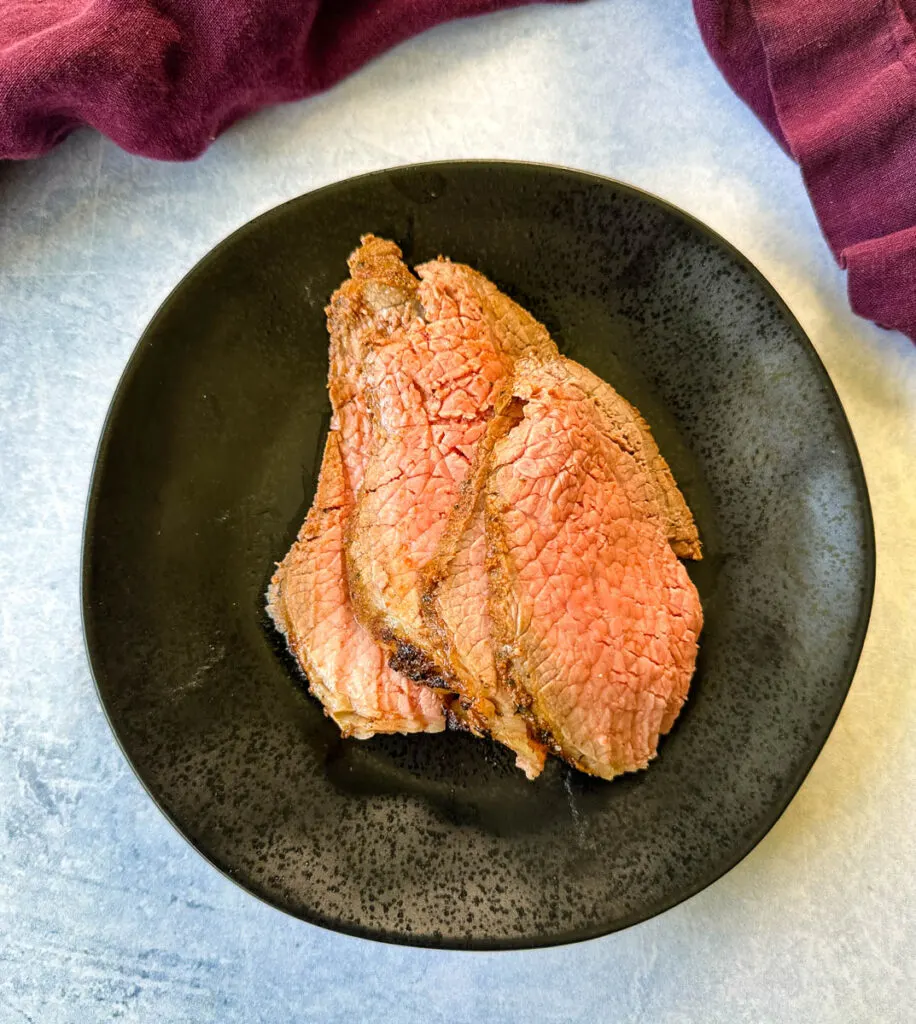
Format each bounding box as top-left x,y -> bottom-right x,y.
83,161 -> 874,949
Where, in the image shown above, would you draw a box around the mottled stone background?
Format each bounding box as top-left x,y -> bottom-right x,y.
0,1 -> 913,1020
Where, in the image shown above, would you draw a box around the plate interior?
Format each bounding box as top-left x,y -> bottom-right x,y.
83,162 -> 873,949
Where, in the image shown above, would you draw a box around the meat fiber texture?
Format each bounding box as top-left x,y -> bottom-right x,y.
343,238 -> 558,775
267,237 -> 447,738
268,235 -> 703,781
481,357 -> 703,779
423,357 -> 702,779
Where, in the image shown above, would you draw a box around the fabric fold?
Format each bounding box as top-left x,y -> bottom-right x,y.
695,0 -> 916,341
0,0 -> 570,161
2,0 -> 914,341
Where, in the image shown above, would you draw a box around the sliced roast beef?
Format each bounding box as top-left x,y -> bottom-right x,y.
268,235 -> 703,779
267,236 -> 447,737
343,253 -> 556,759
484,356 -> 703,779
422,412 -> 548,779
267,433 -> 446,736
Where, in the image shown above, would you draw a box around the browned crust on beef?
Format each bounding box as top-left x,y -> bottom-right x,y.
267,432 -> 447,737
419,399 -> 549,775
588,383 -> 702,561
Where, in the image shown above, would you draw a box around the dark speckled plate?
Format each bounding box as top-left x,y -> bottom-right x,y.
82,161 -> 874,949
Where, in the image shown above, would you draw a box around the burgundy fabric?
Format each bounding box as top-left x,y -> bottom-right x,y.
0,0 -> 569,161
695,0 -> 916,341
3,0 -> 915,340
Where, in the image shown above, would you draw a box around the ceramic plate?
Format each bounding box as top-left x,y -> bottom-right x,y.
83,162 -> 874,949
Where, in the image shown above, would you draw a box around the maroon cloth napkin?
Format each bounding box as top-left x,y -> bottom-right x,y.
3,0 -> 915,341
0,0 -> 562,161
695,0 -> 916,342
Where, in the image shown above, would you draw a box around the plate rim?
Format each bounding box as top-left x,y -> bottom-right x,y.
81,159 -> 877,950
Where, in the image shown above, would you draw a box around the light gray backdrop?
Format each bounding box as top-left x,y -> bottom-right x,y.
1,2 -> 913,1021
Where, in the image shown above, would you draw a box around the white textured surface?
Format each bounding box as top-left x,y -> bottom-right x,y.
1,2 -> 914,1020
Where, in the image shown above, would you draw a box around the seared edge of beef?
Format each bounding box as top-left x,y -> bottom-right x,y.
591,386 -> 702,561
420,398 -> 548,777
